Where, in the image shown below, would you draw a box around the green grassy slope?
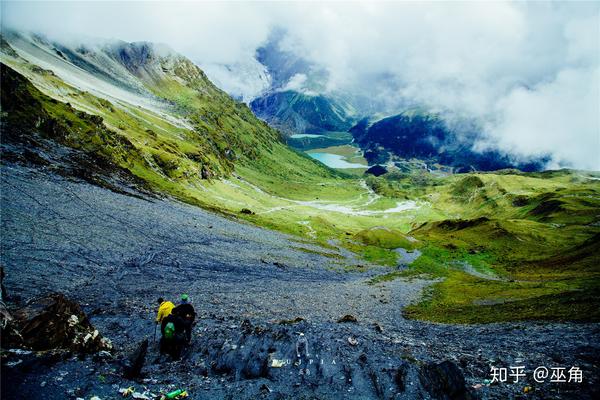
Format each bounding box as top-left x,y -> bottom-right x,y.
370,171 -> 600,323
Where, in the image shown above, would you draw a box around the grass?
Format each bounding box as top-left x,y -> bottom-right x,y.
354,227 -> 417,250
403,271 -> 600,323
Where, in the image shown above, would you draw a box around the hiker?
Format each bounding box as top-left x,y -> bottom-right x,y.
155,297 -> 175,326
172,294 -> 196,344
159,313 -> 185,360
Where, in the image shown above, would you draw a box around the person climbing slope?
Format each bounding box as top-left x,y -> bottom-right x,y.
155,297 -> 175,326
155,297 -> 185,359
160,312 -> 185,360
171,293 -> 196,344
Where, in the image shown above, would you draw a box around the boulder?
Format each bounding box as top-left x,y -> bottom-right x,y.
337,314 -> 358,323
419,360 -> 472,400
365,165 -> 388,177
123,339 -> 148,379
5,293 -> 112,353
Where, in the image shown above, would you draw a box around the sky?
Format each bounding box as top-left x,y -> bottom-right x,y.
2,1 -> 599,170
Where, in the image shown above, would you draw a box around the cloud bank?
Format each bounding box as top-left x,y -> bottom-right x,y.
2,1 -> 599,170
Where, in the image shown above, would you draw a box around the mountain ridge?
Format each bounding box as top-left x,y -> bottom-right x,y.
350,111 -> 547,172
0,32 -> 335,184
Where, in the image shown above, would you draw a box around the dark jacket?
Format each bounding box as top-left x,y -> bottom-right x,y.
172,303 -> 196,322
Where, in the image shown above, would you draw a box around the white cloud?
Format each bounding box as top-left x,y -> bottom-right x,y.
2,1 -> 599,170
279,73 -> 317,95
479,67 -> 600,171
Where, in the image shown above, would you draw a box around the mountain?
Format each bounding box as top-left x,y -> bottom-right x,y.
2,30 -> 599,326
350,112 -> 546,172
250,90 -> 356,135
201,32 -> 546,170
200,29 -> 357,136
0,31 -> 338,202
254,29 -> 325,92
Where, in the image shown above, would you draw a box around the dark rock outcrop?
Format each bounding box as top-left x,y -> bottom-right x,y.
337,314 -> 358,323
123,339 -> 148,380
365,165 -> 388,177
419,360 -> 472,400
350,112 -> 545,172
3,293 -> 112,353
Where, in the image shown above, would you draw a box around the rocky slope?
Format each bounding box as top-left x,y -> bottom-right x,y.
2,163 -> 599,400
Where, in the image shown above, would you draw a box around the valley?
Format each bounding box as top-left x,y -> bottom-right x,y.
1,29 -> 599,400
2,31 -> 599,325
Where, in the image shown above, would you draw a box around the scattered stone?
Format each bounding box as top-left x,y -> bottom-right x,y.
96,350 -> 113,360
277,317 -> 304,325
348,337 -> 358,346
260,383 -> 271,393
273,261 -> 286,269
240,208 -> 255,215
337,314 -> 358,323
119,386 -> 135,397
6,359 -> 23,367
372,322 -> 384,333
200,166 -> 212,180
6,348 -> 32,355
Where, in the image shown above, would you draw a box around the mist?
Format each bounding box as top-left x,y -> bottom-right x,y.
2,1 -> 599,170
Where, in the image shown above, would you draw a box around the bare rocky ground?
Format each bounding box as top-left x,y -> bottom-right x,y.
1,162 -> 599,400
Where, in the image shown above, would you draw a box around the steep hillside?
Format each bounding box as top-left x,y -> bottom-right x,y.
0,32 -> 344,196
1,61 -> 139,172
